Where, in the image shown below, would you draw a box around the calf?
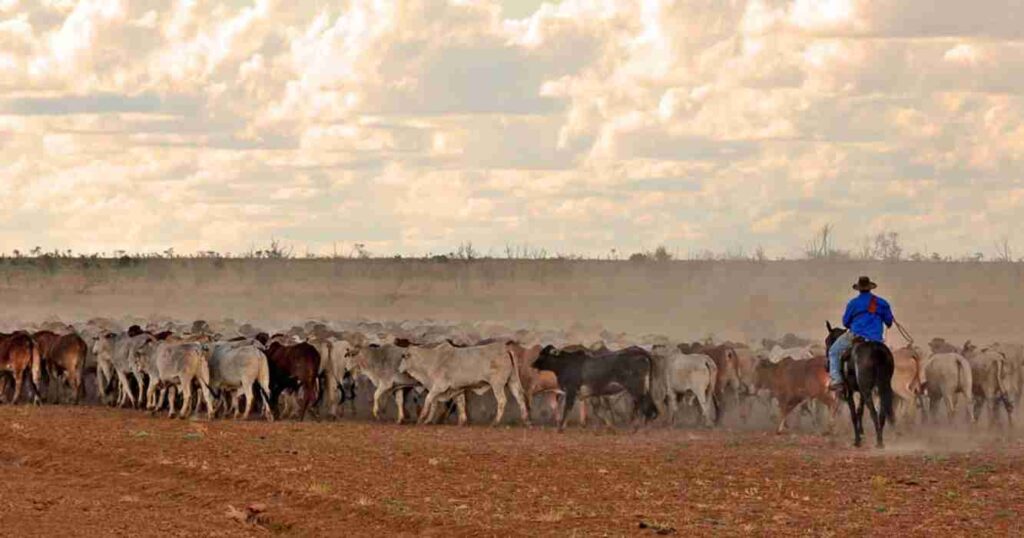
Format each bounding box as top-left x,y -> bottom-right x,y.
265,341 -> 321,420
33,330 -> 88,404
753,356 -> 836,434
400,341 -> 529,427
533,345 -> 658,432
0,332 -> 41,404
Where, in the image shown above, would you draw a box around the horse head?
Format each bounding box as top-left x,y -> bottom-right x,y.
824,321 -> 847,354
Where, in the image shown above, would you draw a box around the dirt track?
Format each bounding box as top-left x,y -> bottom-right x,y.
0,406 -> 1022,536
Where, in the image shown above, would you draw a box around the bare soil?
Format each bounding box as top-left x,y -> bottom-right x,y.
1,405 -> 1022,536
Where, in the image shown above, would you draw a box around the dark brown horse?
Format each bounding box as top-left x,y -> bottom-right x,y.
825,323 -> 896,448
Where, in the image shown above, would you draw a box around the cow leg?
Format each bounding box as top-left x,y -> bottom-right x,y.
132,372 -> 146,409
456,393 -> 468,426
776,398 -> 800,434
394,389 -> 406,424
418,391 -> 441,425
241,386 -> 253,420
548,392 -> 562,426
299,384 -> 316,421
558,390 -> 578,432
490,383 -> 508,427
372,384 -> 389,421
666,391 -> 679,427
178,384 -> 192,419
973,396 -> 985,425
146,378 -> 160,410
509,382 -> 531,427
162,386 -> 175,418
11,371 -> 24,405
116,371 -> 134,408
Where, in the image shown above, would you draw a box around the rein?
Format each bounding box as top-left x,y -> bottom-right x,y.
893,319 -> 914,346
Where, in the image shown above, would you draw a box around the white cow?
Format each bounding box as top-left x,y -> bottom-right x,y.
650,345 -> 718,426
400,341 -> 530,427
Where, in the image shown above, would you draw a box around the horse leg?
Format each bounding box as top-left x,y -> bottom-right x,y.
846,391 -> 861,447
863,388 -> 885,448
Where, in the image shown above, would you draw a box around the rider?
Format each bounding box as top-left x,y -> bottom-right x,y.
828,276 -> 894,391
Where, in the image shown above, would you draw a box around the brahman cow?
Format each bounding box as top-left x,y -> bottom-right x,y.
752,355 -> 835,434
0,332 -> 41,404
264,341 -> 321,420
133,339 -> 215,419
533,345 -> 658,432
962,342 -> 1014,427
399,341 -> 529,427
206,341 -> 273,421
505,341 -> 562,423
922,352 -> 974,423
33,330 -> 88,404
348,343 -> 427,423
650,344 -> 717,426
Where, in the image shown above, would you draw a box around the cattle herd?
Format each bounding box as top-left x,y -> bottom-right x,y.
0,317 -> 1021,437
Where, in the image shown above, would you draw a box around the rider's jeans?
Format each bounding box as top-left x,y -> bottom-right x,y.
829,331 -> 855,383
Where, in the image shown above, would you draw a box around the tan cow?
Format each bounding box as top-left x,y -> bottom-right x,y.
890,346 -> 925,424
505,341 -> 562,423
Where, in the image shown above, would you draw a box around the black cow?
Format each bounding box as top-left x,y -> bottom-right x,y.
534,345 -> 658,432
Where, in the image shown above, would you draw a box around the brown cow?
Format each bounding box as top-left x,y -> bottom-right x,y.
753,355 -> 836,434
506,341 -> 562,423
0,332 -> 42,405
265,341 -> 321,420
33,330 -> 88,404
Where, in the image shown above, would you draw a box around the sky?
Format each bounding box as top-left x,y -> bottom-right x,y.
0,0 -> 1022,258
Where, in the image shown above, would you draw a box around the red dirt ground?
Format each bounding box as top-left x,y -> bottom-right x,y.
1,406 -> 1022,536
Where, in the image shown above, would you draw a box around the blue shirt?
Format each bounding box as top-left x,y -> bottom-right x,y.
842,292 -> 894,342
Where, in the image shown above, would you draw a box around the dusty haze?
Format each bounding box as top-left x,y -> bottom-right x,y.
1,259 -> 1021,344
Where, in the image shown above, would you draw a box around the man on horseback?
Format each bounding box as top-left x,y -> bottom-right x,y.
828,276 -> 894,391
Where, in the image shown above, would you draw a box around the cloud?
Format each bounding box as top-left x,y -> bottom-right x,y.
0,0 -> 1022,258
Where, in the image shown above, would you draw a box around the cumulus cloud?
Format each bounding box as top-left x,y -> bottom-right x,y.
0,0 -> 1021,258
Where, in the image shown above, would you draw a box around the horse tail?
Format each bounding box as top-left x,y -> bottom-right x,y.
877,347 -> 896,424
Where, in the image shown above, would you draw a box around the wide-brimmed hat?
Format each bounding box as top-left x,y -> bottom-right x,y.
852,276 -> 877,291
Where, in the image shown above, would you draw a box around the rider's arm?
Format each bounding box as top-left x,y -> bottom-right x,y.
880,300 -> 894,328
842,299 -> 855,328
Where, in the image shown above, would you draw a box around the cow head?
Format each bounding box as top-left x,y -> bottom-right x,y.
533,345 -> 563,373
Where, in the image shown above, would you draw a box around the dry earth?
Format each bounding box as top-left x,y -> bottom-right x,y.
1,406 -> 1022,536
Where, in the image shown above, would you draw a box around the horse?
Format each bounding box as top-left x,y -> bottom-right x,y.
825,322 -> 896,448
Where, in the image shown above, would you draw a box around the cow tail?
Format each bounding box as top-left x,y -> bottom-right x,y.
504,348 -> 527,405
704,357 -> 719,404
994,352 -> 1010,407
26,338 -> 42,404
313,372 -> 327,408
